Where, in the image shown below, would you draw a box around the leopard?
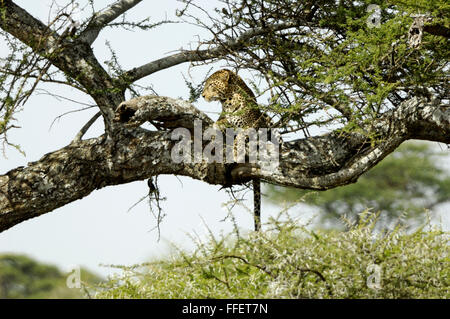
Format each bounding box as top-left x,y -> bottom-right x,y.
202,69 -> 273,231
202,69 -> 271,129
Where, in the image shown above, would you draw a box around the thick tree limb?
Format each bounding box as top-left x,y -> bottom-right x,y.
237,98 -> 450,187
1,96 -> 448,232
0,0 -> 124,134
114,96 -> 213,129
0,1 -> 60,54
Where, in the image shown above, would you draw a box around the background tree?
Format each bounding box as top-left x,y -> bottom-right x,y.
0,0 -> 449,232
0,254 -> 101,298
268,141 -> 450,229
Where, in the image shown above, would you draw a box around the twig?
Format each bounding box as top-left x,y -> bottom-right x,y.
72,111 -> 102,142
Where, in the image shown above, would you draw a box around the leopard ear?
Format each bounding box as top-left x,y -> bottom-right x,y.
218,69 -> 230,83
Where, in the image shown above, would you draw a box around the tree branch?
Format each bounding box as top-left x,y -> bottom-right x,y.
72,111 -> 102,143
114,95 -> 213,129
1,96 -> 448,232
120,21 -> 304,83
235,98 -> 450,188
0,0 -> 125,135
79,0 -> 144,45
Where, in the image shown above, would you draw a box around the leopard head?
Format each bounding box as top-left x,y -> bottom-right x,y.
202,69 -> 232,102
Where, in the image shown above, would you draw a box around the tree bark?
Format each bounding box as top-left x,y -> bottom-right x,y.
1,96 -> 448,232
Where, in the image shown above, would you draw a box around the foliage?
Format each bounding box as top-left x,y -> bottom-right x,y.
2,1 -> 448,146
0,254 -> 102,298
182,0 -> 449,136
93,213 -> 449,299
266,141 -> 450,229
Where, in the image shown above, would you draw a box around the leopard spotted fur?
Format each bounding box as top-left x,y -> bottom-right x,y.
202,69 -> 272,231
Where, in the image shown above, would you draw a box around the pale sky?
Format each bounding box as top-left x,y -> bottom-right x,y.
0,1 -> 448,280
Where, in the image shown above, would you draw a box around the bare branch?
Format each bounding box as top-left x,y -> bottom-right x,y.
72,111 -> 102,142
79,0 -> 144,45
120,21 -> 304,83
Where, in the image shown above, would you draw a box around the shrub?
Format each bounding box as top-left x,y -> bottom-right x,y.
94,211 -> 449,299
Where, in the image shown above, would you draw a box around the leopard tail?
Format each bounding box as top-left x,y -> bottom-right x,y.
253,178 -> 261,231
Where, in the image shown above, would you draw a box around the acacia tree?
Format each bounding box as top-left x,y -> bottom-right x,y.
0,0 -> 449,232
